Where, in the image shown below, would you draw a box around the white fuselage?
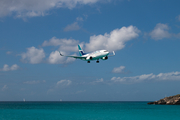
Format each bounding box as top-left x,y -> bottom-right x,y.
82,50 -> 109,61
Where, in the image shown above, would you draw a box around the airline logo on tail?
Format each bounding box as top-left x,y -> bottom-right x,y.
78,45 -> 86,56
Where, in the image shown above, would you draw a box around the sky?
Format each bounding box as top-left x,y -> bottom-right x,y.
1,0 -> 180,101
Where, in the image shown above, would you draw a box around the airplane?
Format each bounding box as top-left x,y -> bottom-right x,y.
59,45 -> 115,63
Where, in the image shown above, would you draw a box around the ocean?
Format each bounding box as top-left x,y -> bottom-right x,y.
0,102 -> 180,120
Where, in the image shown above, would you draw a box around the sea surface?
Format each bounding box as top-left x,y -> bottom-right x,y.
0,101 -> 180,120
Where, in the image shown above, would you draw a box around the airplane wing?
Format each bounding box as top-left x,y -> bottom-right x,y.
59,51 -> 87,59
108,51 -> 115,57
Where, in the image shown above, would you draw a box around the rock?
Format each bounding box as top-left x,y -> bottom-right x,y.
148,94 -> 180,105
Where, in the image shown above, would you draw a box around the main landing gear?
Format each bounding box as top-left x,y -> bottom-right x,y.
87,60 -> 99,63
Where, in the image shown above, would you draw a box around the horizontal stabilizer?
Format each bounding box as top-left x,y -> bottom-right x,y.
59,51 -> 87,59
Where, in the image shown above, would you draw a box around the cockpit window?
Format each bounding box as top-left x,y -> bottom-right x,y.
104,50 -> 108,52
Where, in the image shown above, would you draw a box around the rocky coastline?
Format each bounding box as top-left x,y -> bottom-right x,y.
148,94 -> 180,105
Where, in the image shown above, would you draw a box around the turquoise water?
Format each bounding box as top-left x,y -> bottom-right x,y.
0,102 -> 180,120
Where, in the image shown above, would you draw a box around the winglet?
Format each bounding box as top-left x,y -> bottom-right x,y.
59,51 -> 63,56
113,51 -> 115,56
108,51 -> 115,57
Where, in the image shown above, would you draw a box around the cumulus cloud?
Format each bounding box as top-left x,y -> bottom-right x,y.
42,37 -> 78,47
64,22 -> 80,31
111,71 -> 180,83
0,64 -> 19,71
149,23 -> 171,40
24,80 -> 46,84
48,51 -> 65,64
42,37 -> 82,52
10,64 -> 20,70
85,25 -> 140,52
21,46 -> 45,64
48,51 -> 75,64
0,0 -> 103,18
112,66 -> 125,73
42,37 -> 83,64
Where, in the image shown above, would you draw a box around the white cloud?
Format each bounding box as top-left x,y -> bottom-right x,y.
0,64 -> 19,71
64,22 -> 80,31
85,25 -> 140,52
56,80 -> 72,87
0,0 -> 102,18
42,37 -> 83,52
24,80 -> 46,84
149,23 -> 171,40
42,37 -> 82,52
10,64 -> 19,70
112,66 -> 125,73
21,46 -> 45,64
1,64 -> 11,71
48,51 -> 75,64
42,37 -> 78,47
2,85 -> 8,91
48,51 -> 65,64
42,37 -> 84,64
111,71 -> 180,83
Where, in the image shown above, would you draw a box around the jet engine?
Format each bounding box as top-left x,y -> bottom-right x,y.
86,56 -> 93,60
101,56 -> 108,60
90,56 -> 93,60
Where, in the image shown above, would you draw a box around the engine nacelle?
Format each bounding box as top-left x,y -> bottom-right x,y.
101,56 -> 108,60
90,56 -> 93,60
86,56 -> 93,60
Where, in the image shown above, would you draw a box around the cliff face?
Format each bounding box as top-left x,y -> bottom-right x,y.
148,94 -> 180,105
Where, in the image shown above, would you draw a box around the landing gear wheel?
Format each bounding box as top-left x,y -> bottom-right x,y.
87,61 -> 90,63
96,60 -> 99,63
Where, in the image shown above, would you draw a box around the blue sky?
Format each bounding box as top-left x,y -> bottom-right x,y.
1,0 -> 180,101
